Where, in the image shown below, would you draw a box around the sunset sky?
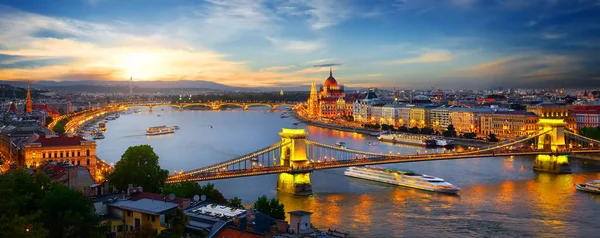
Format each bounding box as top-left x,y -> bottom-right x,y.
0,0 -> 599,88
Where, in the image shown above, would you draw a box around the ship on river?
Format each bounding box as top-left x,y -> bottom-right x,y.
146,125 -> 176,136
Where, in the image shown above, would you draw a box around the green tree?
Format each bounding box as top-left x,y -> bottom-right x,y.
580,127 -> 600,140
381,124 -> 390,131
159,209 -> 188,238
409,126 -> 420,134
41,184 -> 105,238
420,127 -> 434,135
227,196 -> 244,209
488,133 -> 499,142
52,118 -> 70,134
443,124 -> 457,137
253,195 -> 285,220
398,126 -> 409,132
163,182 -> 227,204
463,132 -> 477,139
45,116 -> 54,126
108,145 -> 169,193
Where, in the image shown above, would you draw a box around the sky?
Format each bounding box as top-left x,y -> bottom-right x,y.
0,0 -> 599,89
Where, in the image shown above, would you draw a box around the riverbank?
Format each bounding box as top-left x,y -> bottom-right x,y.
290,110 -> 492,147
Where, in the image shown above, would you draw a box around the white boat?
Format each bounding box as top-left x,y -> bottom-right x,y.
93,132 -> 105,140
344,166 -> 460,194
146,125 -> 175,136
435,138 -> 454,147
378,134 -> 436,147
575,180 -> 600,194
335,141 -> 346,148
107,116 -> 116,120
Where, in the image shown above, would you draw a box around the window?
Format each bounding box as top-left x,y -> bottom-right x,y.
42,153 -> 46,159
77,151 -> 80,156
86,150 -> 90,156
66,151 -> 69,157
86,159 -> 90,165
60,152 -> 63,158
152,216 -> 155,222
128,211 -> 132,217
32,152 -> 36,159
77,160 -> 80,165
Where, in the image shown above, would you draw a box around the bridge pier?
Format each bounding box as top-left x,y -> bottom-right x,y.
277,128 -> 313,196
534,119 -> 571,173
533,154 -> 571,173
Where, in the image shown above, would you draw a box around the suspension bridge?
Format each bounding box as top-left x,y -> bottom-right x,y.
118,101 -> 298,111
166,118 -> 600,195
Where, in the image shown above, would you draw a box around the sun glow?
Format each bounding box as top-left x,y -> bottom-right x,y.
120,52 -> 161,79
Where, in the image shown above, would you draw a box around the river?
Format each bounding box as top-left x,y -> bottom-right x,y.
96,108 -> 600,237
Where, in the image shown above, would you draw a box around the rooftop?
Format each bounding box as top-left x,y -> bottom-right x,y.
29,134 -> 90,147
288,210 -> 313,216
110,198 -> 179,215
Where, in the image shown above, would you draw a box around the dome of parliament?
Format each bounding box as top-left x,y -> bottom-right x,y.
324,68 -> 338,88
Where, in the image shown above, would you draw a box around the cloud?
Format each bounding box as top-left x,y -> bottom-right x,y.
278,0 -> 352,30
366,74 -> 382,77
312,63 -> 342,67
541,33 -> 565,39
259,65 -> 300,72
389,49 -> 454,64
266,37 -> 324,53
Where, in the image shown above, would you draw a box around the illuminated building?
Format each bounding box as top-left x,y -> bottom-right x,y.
430,106 -> 452,131
352,89 -> 379,124
25,85 -> 32,114
409,105 -> 438,128
23,133 -> 98,178
526,102 -> 576,131
571,105 -> 600,129
306,69 -> 353,119
480,111 -> 538,139
449,108 -> 492,134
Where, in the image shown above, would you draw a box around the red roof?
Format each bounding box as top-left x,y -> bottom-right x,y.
215,227 -> 263,238
33,135 -> 87,147
494,111 -> 537,116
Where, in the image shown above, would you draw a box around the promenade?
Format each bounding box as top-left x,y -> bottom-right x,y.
290,110 -> 492,147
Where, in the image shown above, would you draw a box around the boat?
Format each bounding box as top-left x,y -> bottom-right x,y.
378,134 -> 436,147
173,126 -> 180,130
98,122 -> 106,130
344,166 -> 460,194
146,125 -> 176,136
107,116 -> 116,120
280,112 -> 289,118
435,138 -> 454,147
335,141 -> 346,148
115,113 -> 120,118
367,142 -> 375,146
93,132 -> 105,140
293,122 -> 300,125
157,114 -> 161,117
575,180 -> 600,194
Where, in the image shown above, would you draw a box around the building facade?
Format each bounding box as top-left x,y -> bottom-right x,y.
572,106 -> 600,129
23,133 -> 98,178
449,108 -> 492,135
430,107 -> 452,131
527,102 -> 576,131
480,111 -> 538,139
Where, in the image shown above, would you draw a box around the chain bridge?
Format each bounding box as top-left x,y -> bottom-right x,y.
166,119 -> 600,195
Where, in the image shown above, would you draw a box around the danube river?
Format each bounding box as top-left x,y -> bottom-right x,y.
96,108 -> 600,237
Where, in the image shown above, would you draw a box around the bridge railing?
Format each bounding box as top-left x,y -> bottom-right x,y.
565,131 -> 600,146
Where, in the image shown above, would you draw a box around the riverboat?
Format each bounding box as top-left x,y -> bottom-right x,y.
280,112 -> 289,118
335,141 -> 347,148
146,125 -> 176,136
378,134 -> 436,147
575,180 -> 600,194
435,138 -> 454,147
344,166 -> 460,194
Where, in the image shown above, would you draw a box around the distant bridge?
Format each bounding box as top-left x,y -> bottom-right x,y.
118,101 -> 299,111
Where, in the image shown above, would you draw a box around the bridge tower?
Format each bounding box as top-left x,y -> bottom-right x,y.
277,128 -> 312,195
534,119 -> 570,173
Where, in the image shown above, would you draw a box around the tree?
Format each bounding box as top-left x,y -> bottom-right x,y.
580,126 -> 600,140
227,197 -> 244,209
398,126 -> 409,132
108,145 -> 169,193
488,133 -> 499,142
443,124 -> 457,137
41,184 -> 106,238
463,132 -> 477,139
409,126 -> 420,134
45,116 -> 54,126
420,127 -> 434,135
159,209 -> 188,238
52,118 -> 70,134
253,195 -> 285,220
381,124 -> 391,131
163,182 -> 227,204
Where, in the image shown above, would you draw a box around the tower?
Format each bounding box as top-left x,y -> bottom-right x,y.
26,84 -> 32,114
308,81 -> 319,118
129,77 -> 133,97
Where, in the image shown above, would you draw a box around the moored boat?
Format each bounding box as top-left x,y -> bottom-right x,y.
378,134 -> 436,147
335,141 -> 346,148
575,180 -> 600,194
93,132 -> 105,140
435,138 -> 454,147
344,166 -> 460,194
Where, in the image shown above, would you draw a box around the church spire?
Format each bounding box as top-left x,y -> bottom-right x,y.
329,67 -> 332,77
26,84 -> 32,114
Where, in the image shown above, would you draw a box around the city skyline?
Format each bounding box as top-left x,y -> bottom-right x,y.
1,0 -> 599,89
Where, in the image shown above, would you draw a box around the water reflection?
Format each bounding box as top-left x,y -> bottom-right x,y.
97,111 -> 600,237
